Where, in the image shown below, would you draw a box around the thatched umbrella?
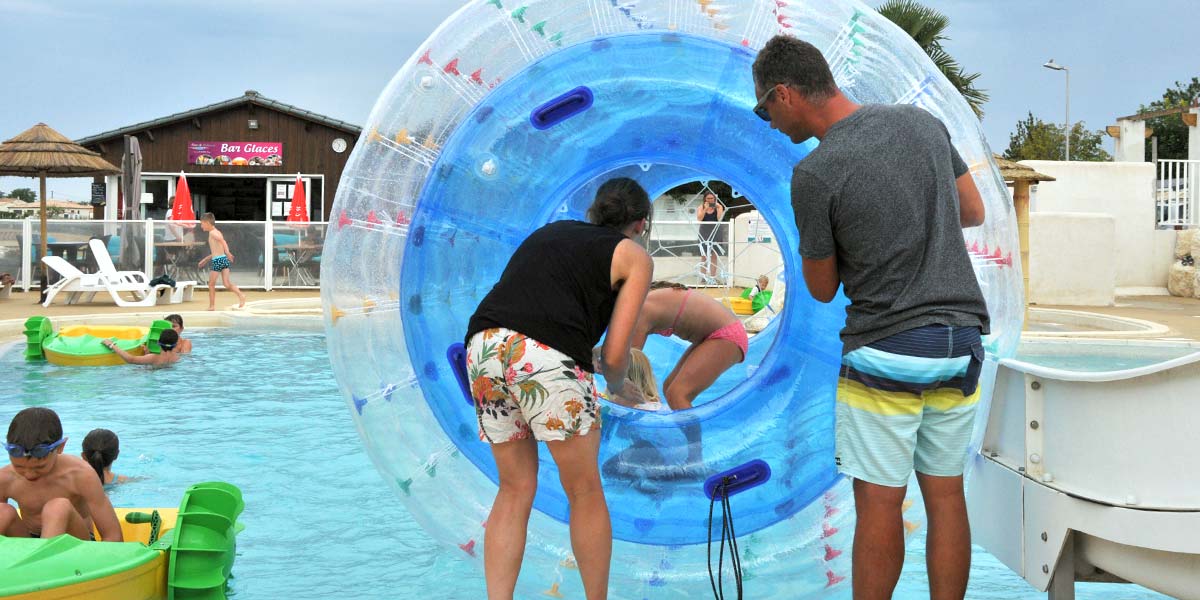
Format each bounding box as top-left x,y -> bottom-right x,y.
0,123 -> 120,300
994,155 -> 1056,327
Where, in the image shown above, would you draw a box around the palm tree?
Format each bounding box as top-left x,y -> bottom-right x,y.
876,0 -> 988,119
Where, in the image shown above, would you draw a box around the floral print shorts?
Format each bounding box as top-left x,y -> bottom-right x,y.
466,328 -> 602,444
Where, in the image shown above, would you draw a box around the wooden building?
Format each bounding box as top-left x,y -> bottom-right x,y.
77,90 -> 361,222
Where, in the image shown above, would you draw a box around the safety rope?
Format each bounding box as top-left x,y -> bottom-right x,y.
707,477 -> 744,599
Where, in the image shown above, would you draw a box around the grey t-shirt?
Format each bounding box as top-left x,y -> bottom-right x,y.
791,104 -> 990,353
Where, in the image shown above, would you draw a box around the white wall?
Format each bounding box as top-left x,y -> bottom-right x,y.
1029,212 -> 1115,305
1021,161 -> 1176,291
731,210 -> 783,287
1114,119 -> 1146,163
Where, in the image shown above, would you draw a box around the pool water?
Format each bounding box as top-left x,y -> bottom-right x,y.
0,330 -> 1169,599
1016,344 -> 1200,372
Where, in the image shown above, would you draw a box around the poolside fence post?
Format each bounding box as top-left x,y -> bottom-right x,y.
21,217 -> 32,291
264,220 -> 273,291
144,219 -> 154,277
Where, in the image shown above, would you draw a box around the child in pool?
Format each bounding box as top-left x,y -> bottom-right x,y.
103,329 -> 181,368
81,429 -> 131,486
0,408 -> 123,541
631,281 -> 748,410
164,314 -> 193,354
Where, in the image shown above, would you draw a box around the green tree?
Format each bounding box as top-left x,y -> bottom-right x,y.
9,188 -> 36,202
876,0 -> 988,119
1140,77 -> 1199,161
1004,112 -> 1111,162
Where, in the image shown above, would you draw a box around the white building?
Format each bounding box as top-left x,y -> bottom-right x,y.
0,198 -> 93,219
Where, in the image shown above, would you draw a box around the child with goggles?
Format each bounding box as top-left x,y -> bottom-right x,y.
103,328 -> 182,368
1,407 -> 124,541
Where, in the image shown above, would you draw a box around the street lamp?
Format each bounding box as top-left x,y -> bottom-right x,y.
1043,59 -> 1070,161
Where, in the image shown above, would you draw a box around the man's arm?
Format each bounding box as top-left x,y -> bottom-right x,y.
79,471 -> 123,541
792,169 -> 840,302
802,256 -> 840,303
957,172 -> 985,228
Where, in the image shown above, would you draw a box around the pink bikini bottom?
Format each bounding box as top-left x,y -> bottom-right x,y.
706,321 -> 748,362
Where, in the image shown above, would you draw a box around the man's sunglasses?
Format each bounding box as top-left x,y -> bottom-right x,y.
4,438 -> 66,459
753,85 -> 780,122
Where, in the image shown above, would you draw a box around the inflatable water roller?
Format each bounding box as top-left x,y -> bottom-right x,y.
321,0 -> 1022,596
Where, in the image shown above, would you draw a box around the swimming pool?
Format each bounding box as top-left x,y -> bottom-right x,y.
0,329 -> 1168,599
1016,341 -> 1200,372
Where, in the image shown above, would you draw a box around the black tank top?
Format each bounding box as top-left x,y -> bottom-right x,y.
466,220 -> 628,371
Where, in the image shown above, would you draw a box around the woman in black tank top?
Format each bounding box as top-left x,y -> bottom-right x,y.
464,177 -> 653,599
696,191 -> 725,280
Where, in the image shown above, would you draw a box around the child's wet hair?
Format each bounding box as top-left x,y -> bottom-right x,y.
201,212 -> 216,224
587,177 -> 651,230
82,428 -> 120,484
626,348 -> 659,403
650,280 -> 688,290
158,328 -> 180,351
165,314 -> 184,328
6,407 -> 63,448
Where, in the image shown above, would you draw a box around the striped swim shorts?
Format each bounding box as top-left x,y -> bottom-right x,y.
835,325 -> 985,487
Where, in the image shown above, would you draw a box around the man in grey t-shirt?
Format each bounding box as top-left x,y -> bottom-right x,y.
753,36 -> 989,599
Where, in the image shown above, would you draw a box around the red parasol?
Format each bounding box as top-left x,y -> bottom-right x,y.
170,171 -> 196,227
286,173 -> 309,224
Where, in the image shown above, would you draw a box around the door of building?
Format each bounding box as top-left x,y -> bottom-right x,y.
266,177 -> 314,221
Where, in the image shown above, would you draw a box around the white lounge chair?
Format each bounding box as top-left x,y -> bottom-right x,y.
88,239 -> 197,305
40,255 -> 148,307
41,255 -> 167,308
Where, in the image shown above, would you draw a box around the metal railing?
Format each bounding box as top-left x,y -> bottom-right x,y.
0,218 -> 327,292
647,218 -> 784,291
1156,159 -> 1200,228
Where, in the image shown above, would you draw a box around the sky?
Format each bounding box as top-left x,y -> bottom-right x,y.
2,0 -> 1196,202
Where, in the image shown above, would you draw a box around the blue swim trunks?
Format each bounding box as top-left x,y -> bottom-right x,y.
835,325 -> 985,487
210,255 -> 231,272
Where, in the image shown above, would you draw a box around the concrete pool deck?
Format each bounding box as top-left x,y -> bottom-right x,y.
0,289 -> 323,339
3,288 -> 1200,342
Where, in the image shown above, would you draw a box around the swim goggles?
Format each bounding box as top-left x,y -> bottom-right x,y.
4,438 -> 66,459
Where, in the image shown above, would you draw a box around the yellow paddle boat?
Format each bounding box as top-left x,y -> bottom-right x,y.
23,316 -> 173,367
0,482 -> 243,600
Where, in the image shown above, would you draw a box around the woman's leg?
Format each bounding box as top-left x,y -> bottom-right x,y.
663,339 -> 741,411
485,437 -> 540,600
545,431 -> 610,600
660,343 -> 697,396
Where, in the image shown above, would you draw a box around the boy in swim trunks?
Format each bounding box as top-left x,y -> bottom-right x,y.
1,408 -> 123,541
631,281 -> 748,411
198,212 -> 247,311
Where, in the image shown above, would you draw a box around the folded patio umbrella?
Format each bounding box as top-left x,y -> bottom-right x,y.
170,171 -> 196,226
286,173 -> 309,224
